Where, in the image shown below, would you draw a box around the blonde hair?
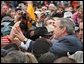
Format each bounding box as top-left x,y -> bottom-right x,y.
25,52 -> 38,63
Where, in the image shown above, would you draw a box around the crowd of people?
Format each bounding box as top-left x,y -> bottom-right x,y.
1,1 -> 83,63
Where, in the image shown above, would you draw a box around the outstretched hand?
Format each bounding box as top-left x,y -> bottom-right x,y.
13,26 -> 26,42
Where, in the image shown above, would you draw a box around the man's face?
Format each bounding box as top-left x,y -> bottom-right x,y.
53,20 -> 64,39
79,22 -> 83,42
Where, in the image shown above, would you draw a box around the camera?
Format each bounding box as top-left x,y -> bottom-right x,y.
19,11 -> 29,30
19,11 -> 31,38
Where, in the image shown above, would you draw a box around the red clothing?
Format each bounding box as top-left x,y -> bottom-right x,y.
72,12 -> 80,25
1,35 -> 11,47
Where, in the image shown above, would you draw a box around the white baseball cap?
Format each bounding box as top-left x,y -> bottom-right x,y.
64,12 -> 72,18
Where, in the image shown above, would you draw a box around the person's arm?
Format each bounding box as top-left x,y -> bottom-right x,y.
9,22 -> 33,50
12,25 -> 33,50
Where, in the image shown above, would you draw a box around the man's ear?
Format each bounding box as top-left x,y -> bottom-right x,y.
61,27 -> 67,33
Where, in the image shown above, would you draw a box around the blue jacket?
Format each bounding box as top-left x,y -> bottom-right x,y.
50,35 -> 83,56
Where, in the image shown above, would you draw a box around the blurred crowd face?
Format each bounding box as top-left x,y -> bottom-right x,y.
1,5 -> 9,16
46,19 -> 55,26
48,4 -> 56,11
77,6 -> 83,16
65,6 -> 73,12
79,22 -> 83,42
41,6 -> 47,13
56,7 -> 63,13
10,10 -> 16,19
2,5 -> 9,12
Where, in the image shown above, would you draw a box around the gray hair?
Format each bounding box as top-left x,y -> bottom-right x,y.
58,18 -> 75,35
